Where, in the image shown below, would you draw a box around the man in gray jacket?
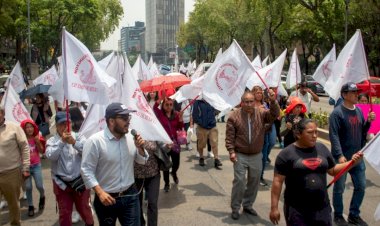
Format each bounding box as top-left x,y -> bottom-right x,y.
225,90 -> 279,220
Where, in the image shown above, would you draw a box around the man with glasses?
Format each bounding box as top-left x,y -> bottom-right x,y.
225,90 -> 279,220
329,82 -> 376,226
81,102 -> 149,226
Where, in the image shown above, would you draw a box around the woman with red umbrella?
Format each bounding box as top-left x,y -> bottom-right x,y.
153,90 -> 184,192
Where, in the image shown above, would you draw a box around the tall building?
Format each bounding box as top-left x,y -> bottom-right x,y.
145,0 -> 184,64
120,21 -> 145,55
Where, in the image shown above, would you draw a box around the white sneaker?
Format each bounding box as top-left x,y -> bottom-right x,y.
186,144 -> 193,150
208,151 -> 214,158
0,200 -> 8,209
71,210 -> 81,223
195,152 -> 200,158
22,191 -> 27,200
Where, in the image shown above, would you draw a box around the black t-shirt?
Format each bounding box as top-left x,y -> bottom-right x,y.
274,142 -> 335,211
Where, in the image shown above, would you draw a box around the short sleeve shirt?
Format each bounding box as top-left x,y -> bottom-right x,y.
274,142 -> 335,211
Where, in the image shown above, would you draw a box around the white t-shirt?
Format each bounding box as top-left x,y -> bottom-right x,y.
290,91 -> 312,112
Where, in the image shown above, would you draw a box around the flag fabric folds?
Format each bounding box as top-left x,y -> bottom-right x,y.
202,40 -> 255,111
0,84 -> 31,123
33,66 -> 59,86
324,30 -> 369,101
5,61 -> 26,93
312,44 -> 336,87
62,29 -> 116,104
286,48 -> 302,89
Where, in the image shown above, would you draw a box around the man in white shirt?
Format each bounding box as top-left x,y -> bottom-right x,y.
290,82 -> 320,113
81,102 -> 148,226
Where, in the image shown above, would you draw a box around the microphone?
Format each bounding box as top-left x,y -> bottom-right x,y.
131,129 -> 138,139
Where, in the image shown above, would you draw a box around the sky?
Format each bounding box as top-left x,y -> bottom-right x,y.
100,0 -> 195,50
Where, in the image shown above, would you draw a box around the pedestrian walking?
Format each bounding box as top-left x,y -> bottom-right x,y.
20,119 -> 46,217
81,102 -> 148,226
0,106 -> 30,226
270,118 -> 364,226
225,90 -> 280,220
329,82 -> 376,226
45,111 -> 94,226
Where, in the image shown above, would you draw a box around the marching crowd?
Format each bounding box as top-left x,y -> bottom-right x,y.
0,79 -> 377,226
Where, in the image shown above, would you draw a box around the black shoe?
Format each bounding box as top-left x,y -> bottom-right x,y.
231,210 -> 240,220
260,178 -> 268,186
334,216 -> 349,226
348,215 -> 368,226
214,159 -> 222,169
164,184 -> 170,192
199,158 -> 205,166
243,207 -> 258,216
171,172 -> 179,184
28,206 -> 35,217
38,196 -> 45,211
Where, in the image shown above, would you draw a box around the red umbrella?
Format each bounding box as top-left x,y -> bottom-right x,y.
139,74 -> 191,92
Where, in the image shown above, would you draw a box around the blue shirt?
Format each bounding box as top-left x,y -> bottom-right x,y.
81,127 -> 148,193
45,132 -> 84,190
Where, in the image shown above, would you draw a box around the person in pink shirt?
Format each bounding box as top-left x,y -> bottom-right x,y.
20,119 -> 46,217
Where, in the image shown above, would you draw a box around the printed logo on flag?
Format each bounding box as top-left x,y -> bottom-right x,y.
98,118 -> 105,131
322,60 -> 333,78
265,69 -> 273,78
74,54 -> 96,84
12,103 -> 29,122
132,88 -> 154,122
44,74 -> 54,85
215,63 -> 238,92
11,74 -> 21,88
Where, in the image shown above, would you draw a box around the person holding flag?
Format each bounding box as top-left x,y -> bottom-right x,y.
270,118 -> 364,226
329,82 -> 376,226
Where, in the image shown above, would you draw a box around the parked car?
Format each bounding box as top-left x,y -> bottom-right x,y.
356,76 -> 380,98
305,75 -> 325,94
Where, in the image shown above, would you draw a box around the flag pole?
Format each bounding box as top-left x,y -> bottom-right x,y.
368,79 -> 373,111
61,27 -> 71,132
180,94 -> 199,113
327,133 -> 379,189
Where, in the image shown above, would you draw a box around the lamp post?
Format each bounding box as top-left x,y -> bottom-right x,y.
344,0 -> 350,44
27,0 -> 31,69
175,44 -> 179,72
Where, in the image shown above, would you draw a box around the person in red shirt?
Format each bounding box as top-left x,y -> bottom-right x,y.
20,119 -> 46,217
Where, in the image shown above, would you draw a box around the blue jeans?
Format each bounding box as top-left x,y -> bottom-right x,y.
332,160 -> 366,217
25,163 -> 45,207
261,124 -> 276,179
94,186 -> 141,226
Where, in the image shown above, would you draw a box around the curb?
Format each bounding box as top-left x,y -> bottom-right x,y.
317,128 -> 330,144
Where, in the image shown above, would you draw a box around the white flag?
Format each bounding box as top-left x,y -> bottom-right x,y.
262,55 -> 270,67
170,76 -> 204,103
286,48 -> 302,89
202,40 -> 255,111
98,52 -> 115,70
131,54 -> 152,81
187,60 -> 194,74
364,132 -> 380,175
147,55 -> 154,69
62,29 -> 116,104
251,55 -> 262,71
0,84 -> 31,123
105,53 -> 124,102
312,45 -> 336,87
324,30 -> 369,100
5,61 -> 26,93
179,63 -> 186,73
78,104 -> 107,139
215,48 -> 223,60
33,66 -> 59,86
121,54 -> 172,143
246,49 -> 287,89
191,61 -> 205,81
149,63 -> 161,78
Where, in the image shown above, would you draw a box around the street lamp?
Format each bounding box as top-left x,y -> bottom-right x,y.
344,0 -> 350,44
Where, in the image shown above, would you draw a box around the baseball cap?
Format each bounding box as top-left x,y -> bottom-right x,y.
55,111 -> 71,124
105,103 -> 136,119
340,82 -> 362,93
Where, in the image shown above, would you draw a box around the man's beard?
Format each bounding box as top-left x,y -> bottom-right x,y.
114,123 -> 128,136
